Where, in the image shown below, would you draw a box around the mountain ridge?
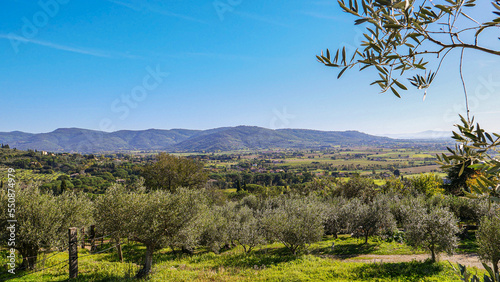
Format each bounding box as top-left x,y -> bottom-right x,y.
0,126 -> 394,153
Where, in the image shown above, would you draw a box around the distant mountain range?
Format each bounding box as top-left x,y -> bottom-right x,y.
0,127 -> 396,153
379,130 -> 452,140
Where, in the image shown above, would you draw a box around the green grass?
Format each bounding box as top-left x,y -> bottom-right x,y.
456,230 -> 479,254
1,235 -> 478,281
310,235 -> 425,256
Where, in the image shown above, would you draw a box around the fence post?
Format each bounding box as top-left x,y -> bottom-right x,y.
80,227 -> 85,249
90,225 -> 96,252
69,227 -> 78,279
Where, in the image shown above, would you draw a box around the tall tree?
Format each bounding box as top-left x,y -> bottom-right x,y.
142,153 -> 208,192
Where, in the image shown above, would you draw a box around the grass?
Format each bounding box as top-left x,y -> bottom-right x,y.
310,235 -> 426,256
1,235 -> 480,281
457,230 -> 479,254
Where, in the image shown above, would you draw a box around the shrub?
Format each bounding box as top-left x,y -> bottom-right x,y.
261,195 -> 325,254
477,214 -> 500,274
404,205 -> 459,262
0,184 -> 93,270
331,176 -> 378,201
323,197 -> 349,238
346,196 -> 397,244
407,174 -> 444,197
233,206 -> 266,253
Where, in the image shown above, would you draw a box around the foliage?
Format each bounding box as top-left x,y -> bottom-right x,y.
233,206 -> 267,253
126,187 -> 208,278
261,195 -> 326,254
345,196 -> 397,244
408,173 -> 444,197
0,184 -> 93,270
142,152 -> 208,192
331,176 -> 378,201
382,176 -> 413,196
323,197 -> 349,238
201,202 -> 238,254
404,204 -> 459,262
437,116 -> 500,205
94,184 -> 136,262
441,195 -> 490,223
318,0 -> 500,98
451,262 -> 499,282
477,214 -> 500,274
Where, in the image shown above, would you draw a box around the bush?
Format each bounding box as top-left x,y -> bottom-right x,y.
323,197 -> 349,238
233,206 -> 267,253
441,196 -> 489,223
477,214 -> 500,274
404,205 -> 459,262
201,202 -> 238,254
407,174 -> 444,197
345,196 -> 397,244
331,176 -> 378,201
261,195 -> 325,254
0,184 -> 93,270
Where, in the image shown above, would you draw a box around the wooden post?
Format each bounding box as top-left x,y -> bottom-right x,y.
69,227 -> 78,279
90,225 -> 96,252
80,227 -> 85,249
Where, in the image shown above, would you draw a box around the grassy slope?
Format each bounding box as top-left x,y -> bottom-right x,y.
0,236 -> 484,281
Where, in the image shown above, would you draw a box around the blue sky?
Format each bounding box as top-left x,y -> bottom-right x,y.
1,0 -> 499,135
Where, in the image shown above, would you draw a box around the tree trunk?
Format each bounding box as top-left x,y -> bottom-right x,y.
136,244 -> 154,279
493,259 -> 498,276
115,237 -> 123,263
430,246 -> 436,263
20,247 -> 38,270
364,233 -> 369,244
181,246 -> 193,254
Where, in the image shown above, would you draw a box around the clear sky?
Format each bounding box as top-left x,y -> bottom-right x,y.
1,0 -> 499,135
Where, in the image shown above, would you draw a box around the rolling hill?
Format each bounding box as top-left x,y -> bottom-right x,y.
0,126 -> 394,153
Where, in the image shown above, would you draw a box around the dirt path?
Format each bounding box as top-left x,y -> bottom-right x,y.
334,253 -> 484,269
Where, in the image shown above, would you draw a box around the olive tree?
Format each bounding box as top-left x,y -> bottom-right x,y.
0,184 -> 93,270
346,196 -> 397,244
261,195 -> 325,254
405,205 -> 459,262
323,197 -> 349,238
201,202 -> 238,254
477,214 -> 500,274
94,184 -> 133,262
128,188 -> 207,278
